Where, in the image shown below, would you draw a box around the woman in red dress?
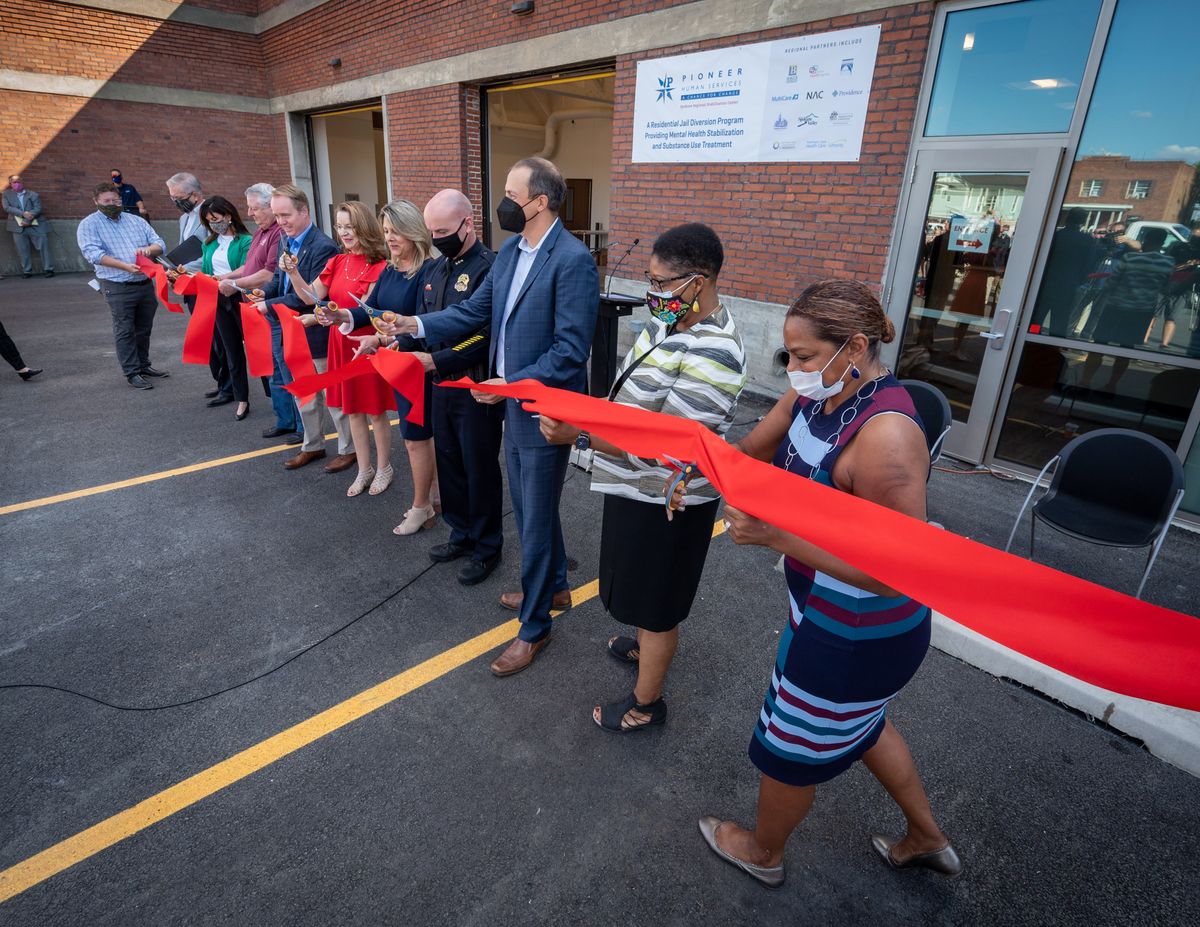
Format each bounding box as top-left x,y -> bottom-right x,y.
290,201 -> 390,496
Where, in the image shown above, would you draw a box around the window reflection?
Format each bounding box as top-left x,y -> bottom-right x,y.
925,0 -> 1100,137
995,345 -> 1199,468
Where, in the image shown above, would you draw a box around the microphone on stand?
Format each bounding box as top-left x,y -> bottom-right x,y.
604,237 -> 639,296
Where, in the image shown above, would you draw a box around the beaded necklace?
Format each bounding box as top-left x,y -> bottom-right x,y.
783,372 -> 889,479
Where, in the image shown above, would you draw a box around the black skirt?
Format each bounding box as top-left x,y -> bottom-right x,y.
598,492 -> 719,633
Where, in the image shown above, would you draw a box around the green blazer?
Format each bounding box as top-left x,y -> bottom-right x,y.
201,233 -> 252,276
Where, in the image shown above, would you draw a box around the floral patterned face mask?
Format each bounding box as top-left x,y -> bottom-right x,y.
645,273 -> 702,325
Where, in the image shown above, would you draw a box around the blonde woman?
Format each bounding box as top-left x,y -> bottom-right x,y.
347,200 -> 439,534
289,201 -> 390,496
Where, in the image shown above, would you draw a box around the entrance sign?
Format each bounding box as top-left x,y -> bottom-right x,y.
947,215 -> 995,254
631,24 -> 880,163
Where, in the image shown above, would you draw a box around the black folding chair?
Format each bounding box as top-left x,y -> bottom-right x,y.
900,379 -> 953,474
1004,428 -> 1185,599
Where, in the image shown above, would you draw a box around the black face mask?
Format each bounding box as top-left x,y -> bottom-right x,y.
432,218 -> 467,260
497,195 -> 536,234
173,196 -> 196,214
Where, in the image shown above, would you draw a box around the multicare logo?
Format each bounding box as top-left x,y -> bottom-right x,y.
656,76 -> 674,102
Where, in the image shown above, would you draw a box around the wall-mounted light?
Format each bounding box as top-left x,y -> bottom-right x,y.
329,57 -> 342,68
511,0 -> 534,14
962,32 -> 975,51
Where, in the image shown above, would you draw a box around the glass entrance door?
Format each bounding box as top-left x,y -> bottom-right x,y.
886,147 -> 1063,461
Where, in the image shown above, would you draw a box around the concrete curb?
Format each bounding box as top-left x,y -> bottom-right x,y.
931,612 -> 1200,778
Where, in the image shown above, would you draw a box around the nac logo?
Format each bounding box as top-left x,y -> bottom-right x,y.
656,76 -> 674,102
806,90 -> 823,100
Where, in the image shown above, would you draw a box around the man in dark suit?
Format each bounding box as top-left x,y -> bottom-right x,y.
255,183 -> 347,470
392,158 -> 599,677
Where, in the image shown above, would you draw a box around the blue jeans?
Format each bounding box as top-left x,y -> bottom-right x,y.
269,317 -> 300,433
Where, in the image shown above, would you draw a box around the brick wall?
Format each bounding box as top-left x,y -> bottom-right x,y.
1065,156 -> 1194,226
260,0 -> 697,98
1,1 -> 266,96
384,84 -> 485,227
609,3 -> 934,308
1,91 -> 289,219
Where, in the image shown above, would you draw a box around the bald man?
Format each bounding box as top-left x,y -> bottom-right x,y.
418,190 -> 503,584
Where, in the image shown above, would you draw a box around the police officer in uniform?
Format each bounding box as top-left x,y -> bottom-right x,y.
421,189 -> 505,584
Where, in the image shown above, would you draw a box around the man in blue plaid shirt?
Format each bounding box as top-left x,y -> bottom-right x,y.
77,182 -> 168,389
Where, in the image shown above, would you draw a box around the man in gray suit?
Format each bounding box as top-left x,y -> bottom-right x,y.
166,171 -> 229,401
3,173 -> 54,278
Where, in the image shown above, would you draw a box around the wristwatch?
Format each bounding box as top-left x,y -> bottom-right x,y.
575,431 -> 591,451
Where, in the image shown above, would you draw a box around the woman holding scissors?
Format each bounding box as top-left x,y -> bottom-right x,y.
538,223 -> 746,732
288,201 -> 389,497
198,196 -> 253,420
344,200 -> 438,534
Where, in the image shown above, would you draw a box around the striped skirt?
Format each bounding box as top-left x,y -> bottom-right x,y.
748,565 -> 931,787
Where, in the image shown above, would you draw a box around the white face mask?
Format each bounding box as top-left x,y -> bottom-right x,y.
787,338 -> 851,400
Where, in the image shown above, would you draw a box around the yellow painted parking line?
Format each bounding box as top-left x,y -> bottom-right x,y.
0,424 -> 400,517
0,507 -> 724,904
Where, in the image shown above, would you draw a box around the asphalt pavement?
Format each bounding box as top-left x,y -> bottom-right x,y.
1,274 -> 1197,926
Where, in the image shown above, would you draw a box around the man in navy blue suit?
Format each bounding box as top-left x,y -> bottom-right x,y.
254,184 -> 348,470
391,157 -> 599,677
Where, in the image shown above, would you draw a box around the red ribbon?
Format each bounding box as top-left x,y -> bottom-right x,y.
284,349 -> 425,424
134,254 -> 181,313
239,302 -> 274,378
274,305 -> 317,398
176,273 -> 220,366
441,378 -> 1200,711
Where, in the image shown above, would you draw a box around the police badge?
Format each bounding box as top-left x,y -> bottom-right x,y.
455,273 -> 470,292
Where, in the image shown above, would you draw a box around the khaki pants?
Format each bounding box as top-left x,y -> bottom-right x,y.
298,357 -> 353,454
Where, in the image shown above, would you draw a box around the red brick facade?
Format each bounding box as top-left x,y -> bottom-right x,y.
2,0 -> 932,305
610,4 -> 933,305
1064,156 -> 1194,228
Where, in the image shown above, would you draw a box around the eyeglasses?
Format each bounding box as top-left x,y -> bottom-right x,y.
645,271 -> 704,291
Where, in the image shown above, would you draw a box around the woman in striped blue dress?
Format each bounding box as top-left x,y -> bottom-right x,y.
690,280 -> 961,887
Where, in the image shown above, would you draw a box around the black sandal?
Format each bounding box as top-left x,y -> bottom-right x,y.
594,692 -> 667,732
607,635 -> 640,664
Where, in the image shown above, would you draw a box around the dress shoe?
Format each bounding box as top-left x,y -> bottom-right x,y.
870,835 -> 962,876
18,367 -> 43,381
323,453 -> 357,473
141,366 -> 170,378
458,554 -> 500,586
207,394 -> 234,407
499,589 -> 571,611
262,425 -> 292,438
284,449 -> 325,470
698,817 -> 785,889
235,404 -> 250,421
429,541 -> 472,563
127,374 -> 153,390
23,273 -> 31,279
284,432 -> 303,445
44,270 -> 54,278
490,636 -> 550,677
208,389 -> 222,399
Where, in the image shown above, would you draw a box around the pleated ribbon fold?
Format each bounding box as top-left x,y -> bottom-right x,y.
440,377 -> 1200,712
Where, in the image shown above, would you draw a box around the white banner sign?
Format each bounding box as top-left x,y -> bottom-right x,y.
632,24 -> 880,164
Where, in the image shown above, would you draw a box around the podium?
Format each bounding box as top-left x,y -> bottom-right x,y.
590,292 -> 644,398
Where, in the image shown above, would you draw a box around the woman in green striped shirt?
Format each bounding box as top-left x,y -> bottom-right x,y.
539,223 -> 747,732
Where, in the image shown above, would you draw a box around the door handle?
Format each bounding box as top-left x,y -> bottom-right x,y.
981,308 -> 1012,350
